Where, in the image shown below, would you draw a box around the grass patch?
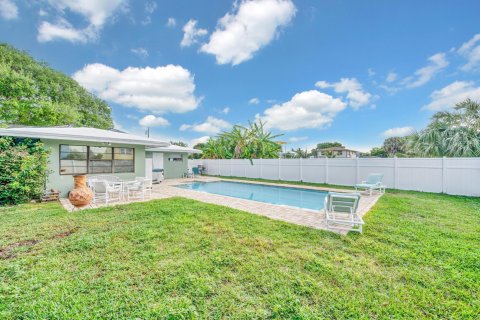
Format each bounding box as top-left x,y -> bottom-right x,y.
0,191 -> 479,318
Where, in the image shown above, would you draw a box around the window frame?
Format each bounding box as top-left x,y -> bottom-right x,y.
59,144 -> 88,175
59,145 -> 135,175
113,147 -> 135,173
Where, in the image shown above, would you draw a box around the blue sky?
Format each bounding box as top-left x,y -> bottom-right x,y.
1,0 -> 479,151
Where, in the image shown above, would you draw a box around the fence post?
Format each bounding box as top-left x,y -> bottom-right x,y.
244,160 -> 247,178
394,156 -> 398,189
260,158 -> 263,179
230,160 -> 233,177
300,157 -> 303,181
325,157 -> 329,184
278,158 -> 281,180
442,156 -> 447,193
355,157 -> 359,184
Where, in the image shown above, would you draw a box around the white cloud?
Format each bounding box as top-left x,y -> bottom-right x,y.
457,33 -> 480,71
256,90 -> 347,131
423,81 -> 480,111
112,120 -> 123,130
38,0 -> 126,43
141,1 -> 157,25
190,136 -> 210,146
166,17 -> 176,27
378,84 -> 400,95
139,115 -> 169,127
386,72 -> 397,83
46,0 -> 126,27
73,63 -> 201,114
288,136 -> 308,142
0,0 -> 18,20
315,78 -> 373,109
144,1 -> 157,14
221,107 -> 230,114
131,47 -> 149,58
367,68 -> 375,76
181,19 -> 208,47
249,97 -> 260,104
383,126 -> 415,138
200,0 -> 296,65
180,116 -> 231,134
37,19 -> 92,43
403,53 -> 449,88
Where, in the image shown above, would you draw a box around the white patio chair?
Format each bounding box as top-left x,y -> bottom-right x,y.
324,192 -> 364,233
183,169 -> 193,179
135,177 -> 152,198
93,175 -> 121,183
91,180 -> 122,204
355,173 -> 385,196
125,179 -> 145,201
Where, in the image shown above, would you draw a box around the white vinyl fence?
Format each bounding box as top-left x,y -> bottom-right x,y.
189,158 -> 480,197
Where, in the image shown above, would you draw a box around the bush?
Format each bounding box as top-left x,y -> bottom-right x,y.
0,137 -> 50,205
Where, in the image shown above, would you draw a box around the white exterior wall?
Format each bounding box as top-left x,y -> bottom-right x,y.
189,158 -> 480,197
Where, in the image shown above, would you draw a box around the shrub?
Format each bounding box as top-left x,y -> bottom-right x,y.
0,137 -> 50,205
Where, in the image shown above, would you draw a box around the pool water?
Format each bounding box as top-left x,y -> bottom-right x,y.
175,181 -> 327,211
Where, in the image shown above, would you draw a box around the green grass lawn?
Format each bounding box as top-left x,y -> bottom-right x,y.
1,190 -> 479,319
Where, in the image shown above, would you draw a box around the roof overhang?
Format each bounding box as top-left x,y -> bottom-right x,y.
0,128 -> 169,147
146,146 -> 202,154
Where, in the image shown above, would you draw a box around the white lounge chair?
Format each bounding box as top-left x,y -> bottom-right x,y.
324,192 -> 364,233
355,173 -> 385,195
91,179 -> 122,204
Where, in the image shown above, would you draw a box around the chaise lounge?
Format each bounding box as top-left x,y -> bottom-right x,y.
355,173 -> 385,196
324,192 -> 364,233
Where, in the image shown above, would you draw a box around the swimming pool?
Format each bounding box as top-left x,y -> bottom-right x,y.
175,181 -> 328,211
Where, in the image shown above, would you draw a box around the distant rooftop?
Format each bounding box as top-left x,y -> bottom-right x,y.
0,126 -> 169,147
319,147 -> 359,153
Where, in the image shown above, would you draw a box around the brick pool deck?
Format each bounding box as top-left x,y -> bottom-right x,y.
61,177 -> 382,234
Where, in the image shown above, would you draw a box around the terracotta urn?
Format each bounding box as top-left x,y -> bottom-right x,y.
68,175 -> 93,207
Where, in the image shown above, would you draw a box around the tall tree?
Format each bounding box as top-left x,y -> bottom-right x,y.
383,137 -> 408,157
408,99 -> 480,157
0,43 -> 113,129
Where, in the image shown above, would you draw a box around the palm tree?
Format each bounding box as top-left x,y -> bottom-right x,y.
200,120 -> 283,160
248,120 -> 283,158
292,148 -> 308,158
408,99 -> 480,157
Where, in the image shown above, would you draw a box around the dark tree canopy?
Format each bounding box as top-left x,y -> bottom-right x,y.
0,43 -> 113,129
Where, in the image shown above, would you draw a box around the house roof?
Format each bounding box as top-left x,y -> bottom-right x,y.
146,144 -> 202,154
0,126 -> 169,147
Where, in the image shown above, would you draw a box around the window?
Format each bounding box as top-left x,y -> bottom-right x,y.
59,145 -> 87,175
59,145 -> 135,175
168,154 -> 183,162
114,148 -> 134,173
89,146 -> 113,173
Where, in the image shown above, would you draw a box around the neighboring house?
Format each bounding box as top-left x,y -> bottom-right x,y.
146,145 -> 202,179
318,147 -> 360,158
0,127 -> 168,197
